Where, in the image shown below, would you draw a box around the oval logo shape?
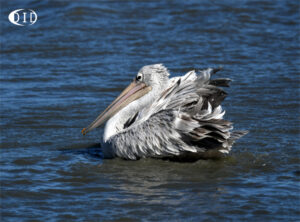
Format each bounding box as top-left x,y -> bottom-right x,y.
8,9 -> 37,26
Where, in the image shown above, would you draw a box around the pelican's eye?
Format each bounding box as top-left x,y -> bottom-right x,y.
136,74 -> 143,81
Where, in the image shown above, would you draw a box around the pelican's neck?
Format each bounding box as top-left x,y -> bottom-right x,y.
103,89 -> 159,142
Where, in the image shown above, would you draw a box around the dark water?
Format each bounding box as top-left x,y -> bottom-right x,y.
1,0 -> 299,221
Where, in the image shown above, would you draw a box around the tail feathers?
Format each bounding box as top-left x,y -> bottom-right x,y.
197,130 -> 247,160
230,130 -> 248,140
219,130 -> 248,153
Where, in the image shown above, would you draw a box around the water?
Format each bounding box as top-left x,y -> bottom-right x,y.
1,0 -> 299,221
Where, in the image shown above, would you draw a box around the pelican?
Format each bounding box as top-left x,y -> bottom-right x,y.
82,64 -> 247,160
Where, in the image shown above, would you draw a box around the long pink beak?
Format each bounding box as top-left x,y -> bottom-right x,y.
82,81 -> 151,135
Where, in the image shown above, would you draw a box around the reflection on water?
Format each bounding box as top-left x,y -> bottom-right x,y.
1,0 -> 299,221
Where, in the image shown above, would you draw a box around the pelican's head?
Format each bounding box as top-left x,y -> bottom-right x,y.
81,64 -> 170,135
137,64 -> 169,89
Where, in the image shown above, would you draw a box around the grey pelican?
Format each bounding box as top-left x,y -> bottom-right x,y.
82,64 -> 247,160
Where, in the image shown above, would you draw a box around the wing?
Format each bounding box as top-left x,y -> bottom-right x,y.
108,68 -> 247,160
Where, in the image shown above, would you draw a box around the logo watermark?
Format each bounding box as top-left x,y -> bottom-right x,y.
8,9 -> 37,26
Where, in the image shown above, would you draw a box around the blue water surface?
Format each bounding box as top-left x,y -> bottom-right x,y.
1,0 -> 299,221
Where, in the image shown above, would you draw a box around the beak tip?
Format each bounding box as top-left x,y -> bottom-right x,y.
81,128 -> 87,136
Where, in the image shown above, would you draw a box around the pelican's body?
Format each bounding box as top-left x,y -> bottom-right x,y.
82,64 -> 246,160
